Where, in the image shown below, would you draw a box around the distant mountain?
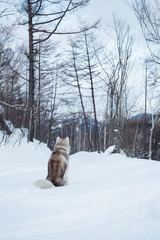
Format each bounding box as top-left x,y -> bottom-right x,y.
129,113 -> 152,121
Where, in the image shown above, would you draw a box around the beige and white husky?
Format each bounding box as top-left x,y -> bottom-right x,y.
35,137 -> 70,189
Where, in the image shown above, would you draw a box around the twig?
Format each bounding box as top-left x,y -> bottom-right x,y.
0,100 -> 24,108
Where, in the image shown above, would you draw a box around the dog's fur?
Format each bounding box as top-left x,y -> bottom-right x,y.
35,137 -> 70,189
46,137 -> 70,187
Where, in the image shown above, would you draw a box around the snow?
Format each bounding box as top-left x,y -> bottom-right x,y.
0,131 -> 160,240
104,145 -> 116,154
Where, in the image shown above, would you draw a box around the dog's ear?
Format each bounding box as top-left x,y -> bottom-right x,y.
66,136 -> 69,143
56,136 -> 60,143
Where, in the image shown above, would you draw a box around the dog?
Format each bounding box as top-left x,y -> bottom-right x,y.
35,137 -> 70,189
46,136 -> 70,187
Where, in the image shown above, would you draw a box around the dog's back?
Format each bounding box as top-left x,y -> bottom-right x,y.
46,149 -> 68,186
46,137 -> 70,187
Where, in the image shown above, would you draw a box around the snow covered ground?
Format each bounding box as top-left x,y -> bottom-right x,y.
0,130 -> 160,240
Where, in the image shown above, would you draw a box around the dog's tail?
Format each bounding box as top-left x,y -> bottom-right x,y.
34,179 -> 54,189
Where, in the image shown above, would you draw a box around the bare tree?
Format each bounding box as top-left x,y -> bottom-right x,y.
0,14 -> 26,130
47,67 -> 58,148
102,16 -> 133,151
132,0 -> 160,85
66,28 -> 102,153
33,39 -> 60,140
132,0 -> 160,159
83,30 -> 101,153
146,63 -> 160,160
71,40 -> 93,151
19,0 -> 93,142
148,94 -> 159,160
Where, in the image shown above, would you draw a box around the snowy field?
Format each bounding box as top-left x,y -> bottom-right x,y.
0,130 -> 160,240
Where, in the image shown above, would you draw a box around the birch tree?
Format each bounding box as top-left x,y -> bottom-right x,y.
146,63 -> 160,160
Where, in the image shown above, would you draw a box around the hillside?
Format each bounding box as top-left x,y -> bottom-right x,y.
0,131 -> 160,240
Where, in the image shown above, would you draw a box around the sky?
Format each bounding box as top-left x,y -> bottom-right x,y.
2,0 -> 147,75
73,0 -> 148,112
6,0 -> 147,57
62,0 -> 148,85
1,0 -> 148,113
76,0 -> 145,47
84,0 -> 148,60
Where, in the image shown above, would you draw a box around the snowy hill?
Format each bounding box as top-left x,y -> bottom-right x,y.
0,132 -> 160,240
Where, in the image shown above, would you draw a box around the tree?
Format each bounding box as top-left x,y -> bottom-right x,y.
0,108 -> 12,135
132,0 -> 160,159
19,0 -> 92,142
33,39 -> 60,141
146,62 -> 160,160
102,16 -> 133,151
69,40 -> 93,151
132,0 -> 160,85
83,30 -> 100,153
64,27 -> 102,153
0,11 -> 26,129
47,65 -> 58,148
142,60 -> 148,157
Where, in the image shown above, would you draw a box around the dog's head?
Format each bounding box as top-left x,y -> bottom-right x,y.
56,136 -> 69,144
55,136 -> 70,153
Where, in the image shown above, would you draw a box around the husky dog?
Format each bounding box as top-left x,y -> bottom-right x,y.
35,137 -> 70,189
46,136 -> 70,187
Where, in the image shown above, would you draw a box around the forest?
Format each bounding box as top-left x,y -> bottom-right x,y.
0,0 -> 160,160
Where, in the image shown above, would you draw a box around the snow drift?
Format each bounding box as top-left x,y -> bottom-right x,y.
0,129 -> 160,240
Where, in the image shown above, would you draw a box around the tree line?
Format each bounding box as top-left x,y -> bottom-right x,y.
0,0 -> 160,160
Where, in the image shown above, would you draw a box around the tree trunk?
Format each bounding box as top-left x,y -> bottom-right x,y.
47,73 -> 58,148
84,32 -> 100,153
73,51 -> 92,151
143,62 -> 147,156
27,0 -> 35,142
36,42 -> 41,139
0,114 -> 12,135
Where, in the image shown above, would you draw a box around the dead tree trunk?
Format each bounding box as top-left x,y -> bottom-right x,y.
27,0 -> 35,142
47,72 -> 58,148
84,31 -> 100,153
72,49 -> 92,151
0,114 -> 12,135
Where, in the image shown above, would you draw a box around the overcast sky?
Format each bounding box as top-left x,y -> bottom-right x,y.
86,0 -> 149,112
3,0 -> 147,59
60,0 -> 147,113
79,0 -> 146,51
1,0 -> 148,112
84,2 -> 147,83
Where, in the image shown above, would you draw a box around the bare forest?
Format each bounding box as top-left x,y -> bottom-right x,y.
0,0 -> 160,160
